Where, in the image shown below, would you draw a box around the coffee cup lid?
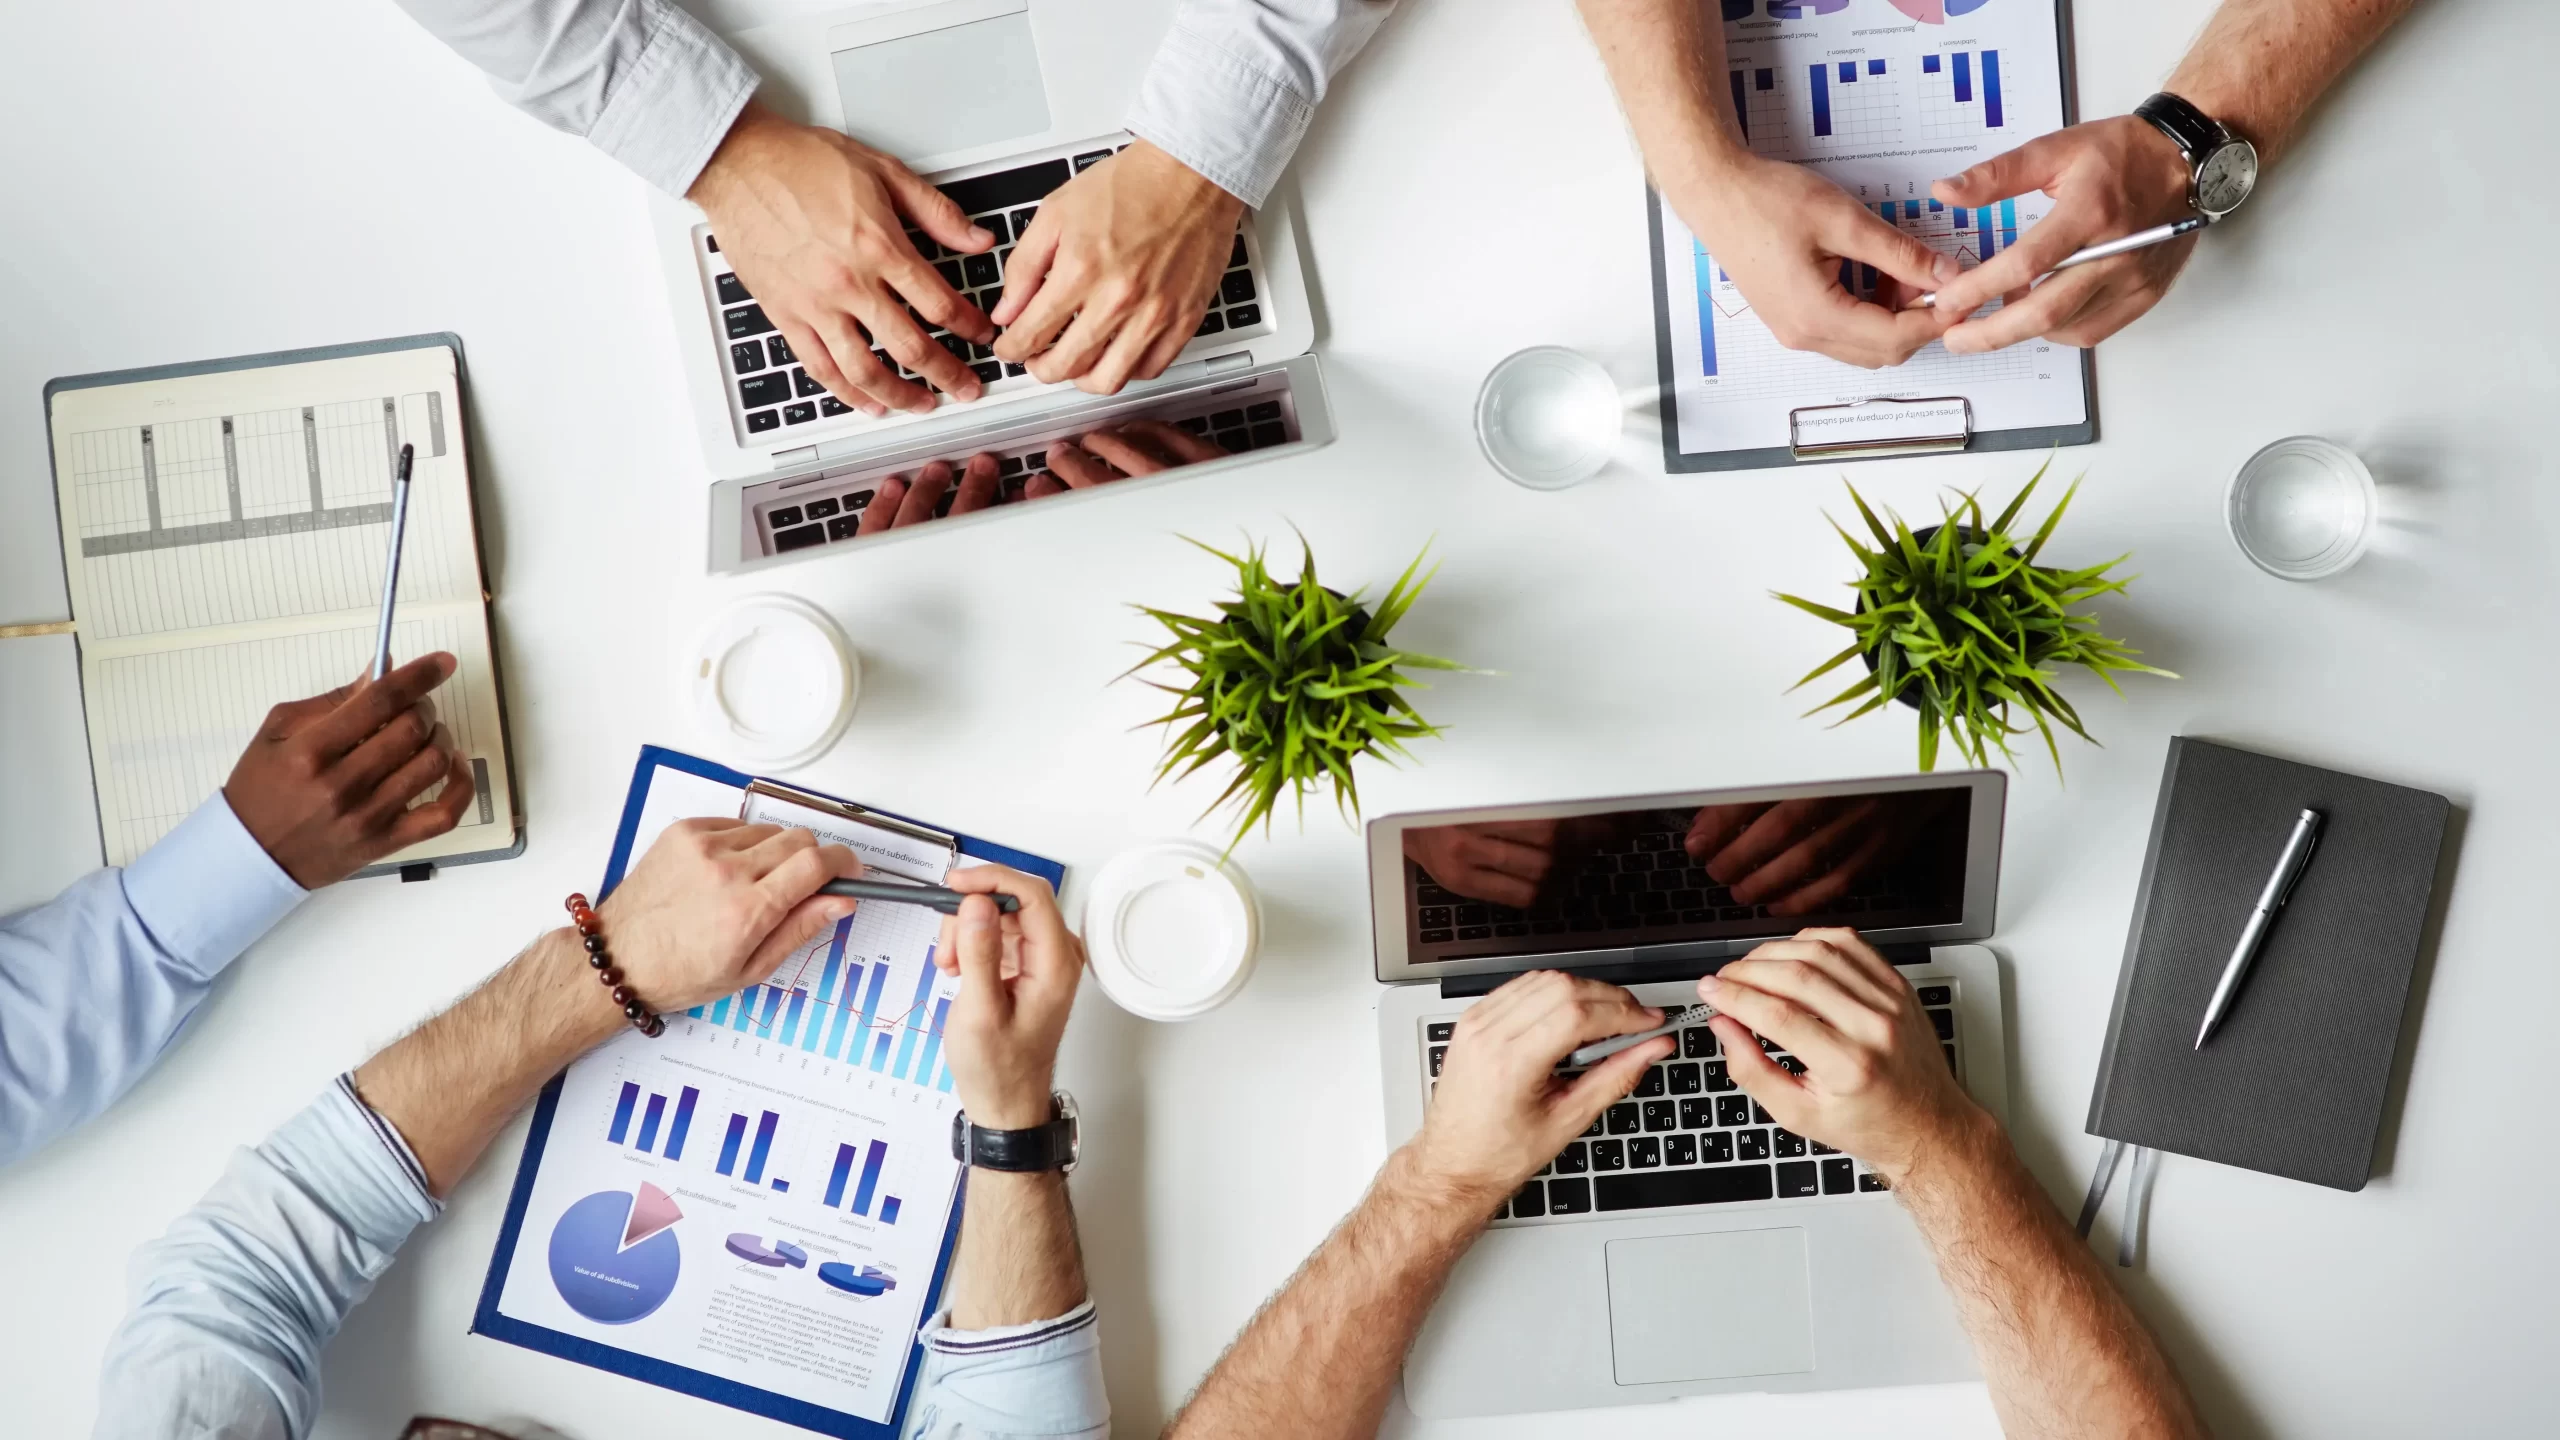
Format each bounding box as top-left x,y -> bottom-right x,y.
1080,843 -> 1261,1021
687,594 -> 857,771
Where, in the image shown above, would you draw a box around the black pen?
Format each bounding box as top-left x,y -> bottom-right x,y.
820,878 -> 1020,915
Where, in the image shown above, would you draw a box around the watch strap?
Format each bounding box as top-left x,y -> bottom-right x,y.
2134,91 -> 2228,161
950,1100 -> 1076,1172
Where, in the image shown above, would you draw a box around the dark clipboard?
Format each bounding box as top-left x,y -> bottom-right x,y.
40,332 -> 526,877
1645,0 -> 2098,473
469,744 -> 1065,1440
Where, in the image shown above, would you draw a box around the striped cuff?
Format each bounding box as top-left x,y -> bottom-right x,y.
331,1073 -> 437,1204
1124,19 -> 1311,208
586,0 -> 761,197
920,1300 -> 1097,1355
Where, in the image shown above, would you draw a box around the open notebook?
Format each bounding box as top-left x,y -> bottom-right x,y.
44,334 -> 520,873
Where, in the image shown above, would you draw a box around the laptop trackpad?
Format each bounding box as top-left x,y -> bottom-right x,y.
1605,1229 -> 1817,1385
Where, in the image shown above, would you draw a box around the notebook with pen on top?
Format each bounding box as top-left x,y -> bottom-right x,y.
473,745 -> 1064,1439
2086,738 -> 2454,1193
41,334 -> 520,875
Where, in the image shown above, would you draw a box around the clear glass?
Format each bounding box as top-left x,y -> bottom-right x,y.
2226,436 -> 2376,581
1474,346 -> 1620,490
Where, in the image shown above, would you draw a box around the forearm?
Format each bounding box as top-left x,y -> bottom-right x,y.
351,928 -> 621,1197
2168,0 -> 2417,166
1166,1147 -> 1490,1440
1897,1113 -> 2204,1440
950,1171 -> 1088,1329
1579,0 -> 1746,198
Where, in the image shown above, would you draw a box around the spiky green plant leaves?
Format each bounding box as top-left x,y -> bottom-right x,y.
1127,535 -> 1465,855
1773,459 -> 2174,774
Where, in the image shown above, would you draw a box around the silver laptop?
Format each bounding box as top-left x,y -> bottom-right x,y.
1367,771 -> 2012,1416
639,0 -> 1332,571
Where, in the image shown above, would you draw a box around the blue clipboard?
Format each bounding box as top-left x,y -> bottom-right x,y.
469,744 -> 1066,1437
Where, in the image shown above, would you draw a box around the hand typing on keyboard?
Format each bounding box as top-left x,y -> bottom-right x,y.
1026,421 -> 1229,497
992,140 -> 1246,395
1700,929 -> 1985,1187
688,101 -> 998,417
1412,972 -> 1676,1207
1685,790 -> 1952,916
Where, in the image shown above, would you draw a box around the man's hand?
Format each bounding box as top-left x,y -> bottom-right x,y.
1926,116 -> 2197,354
689,101 -> 996,416
1025,420 -> 1227,498
1700,929 -> 1981,1184
222,653 -> 476,889
932,866 -> 1083,1130
855,454 -> 1005,535
1683,792 -> 1947,917
1673,153 -> 1959,368
992,141 -> 1243,394
1401,821 -> 1565,910
599,820 -> 862,1013
1412,972 -> 1674,1207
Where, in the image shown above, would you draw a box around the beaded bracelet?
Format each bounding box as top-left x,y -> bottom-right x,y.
566,893 -> 664,1037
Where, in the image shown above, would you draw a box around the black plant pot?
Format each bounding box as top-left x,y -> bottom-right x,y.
1856,523 -> 1971,713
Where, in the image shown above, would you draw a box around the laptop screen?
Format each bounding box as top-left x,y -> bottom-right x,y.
1396,785 -> 1975,969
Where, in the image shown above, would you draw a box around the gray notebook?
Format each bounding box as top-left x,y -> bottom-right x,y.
2086,738 -> 2451,1191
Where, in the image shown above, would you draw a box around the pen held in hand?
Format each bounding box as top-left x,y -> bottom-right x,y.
1910,214 -> 2208,310
820,878 -> 1021,916
370,443 -> 414,681
1563,1004 -> 1715,1070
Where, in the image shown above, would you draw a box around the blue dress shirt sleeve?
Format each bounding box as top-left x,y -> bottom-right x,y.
93,1075 -> 439,1440
0,793 -> 304,1168
387,0 -> 762,197
1125,0 -> 1401,208
905,1301 -> 1112,1439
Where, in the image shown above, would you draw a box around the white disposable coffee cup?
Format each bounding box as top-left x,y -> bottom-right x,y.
1080,843 -> 1262,1021
686,594 -> 858,771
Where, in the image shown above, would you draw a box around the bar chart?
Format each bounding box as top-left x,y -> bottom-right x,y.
1806,58 -> 1899,147
1726,68 -> 1790,155
606,1082 -> 700,1161
684,909 -> 960,1094
1918,50 -> 2006,137
821,1139 -> 906,1223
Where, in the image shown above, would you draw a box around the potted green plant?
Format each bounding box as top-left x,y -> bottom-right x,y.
1127,534 -> 1466,853
1774,461 -> 2173,772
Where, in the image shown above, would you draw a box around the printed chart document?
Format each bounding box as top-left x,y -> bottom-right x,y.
44,337 -> 518,868
476,748 -> 1065,1438
1649,0 -> 2094,471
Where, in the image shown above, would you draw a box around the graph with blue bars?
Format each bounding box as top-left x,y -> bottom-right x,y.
683,906 -> 959,1094
607,1082 -> 699,1159
1919,50 -> 2006,136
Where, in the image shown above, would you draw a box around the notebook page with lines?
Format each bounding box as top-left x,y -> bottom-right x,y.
46,338 -> 518,870
1649,0 -> 2091,471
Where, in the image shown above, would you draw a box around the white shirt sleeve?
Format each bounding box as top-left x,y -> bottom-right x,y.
0,794 -> 304,1168
1124,0 -> 1402,208
385,0 -> 761,197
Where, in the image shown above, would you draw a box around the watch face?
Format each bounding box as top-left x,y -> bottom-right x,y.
2197,142 -> 2258,216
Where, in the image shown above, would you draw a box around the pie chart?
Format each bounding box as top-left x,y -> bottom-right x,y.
1887,0 -> 1994,21
548,1184 -> 683,1324
726,1233 -> 790,1266
819,1262 -> 898,1297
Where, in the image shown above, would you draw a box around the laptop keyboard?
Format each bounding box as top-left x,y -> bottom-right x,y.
1422,987 -> 1960,1222
1415,820 -> 1911,947
704,142 -> 1271,441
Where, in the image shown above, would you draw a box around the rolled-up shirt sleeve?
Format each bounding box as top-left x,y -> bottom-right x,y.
0,793 -> 304,1168
387,0 -> 761,197
903,1301 -> 1110,1440
1124,0 -> 1400,208
94,1075 -> 440,1440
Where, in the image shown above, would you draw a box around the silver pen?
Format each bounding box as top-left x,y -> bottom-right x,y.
1564,1004 -> 1715,1070
2195,808 -> 2322,1049
1915,214 -> 2208,308
370,443 -> 414,681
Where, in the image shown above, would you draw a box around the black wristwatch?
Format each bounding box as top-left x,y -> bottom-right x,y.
951,1091 -> 1080,1174
2134,92 -> 2258,221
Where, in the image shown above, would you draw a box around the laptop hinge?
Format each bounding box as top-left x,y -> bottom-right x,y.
770,445 -> 820,469
1432,941 -> 1937,999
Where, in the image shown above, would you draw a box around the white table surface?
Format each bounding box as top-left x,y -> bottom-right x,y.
3,0 -> 2548,1434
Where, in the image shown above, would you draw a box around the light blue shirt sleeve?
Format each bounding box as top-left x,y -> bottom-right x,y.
94,1075 -> 440,1440
1125,0 -> 1402,208
905,1301 -> 1111,1440
0,794 -> 304,1168
386,0 -> 761,197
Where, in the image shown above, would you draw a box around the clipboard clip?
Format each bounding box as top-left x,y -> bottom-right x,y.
1788,395 -> 1973,462
741,778 -> 957,855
